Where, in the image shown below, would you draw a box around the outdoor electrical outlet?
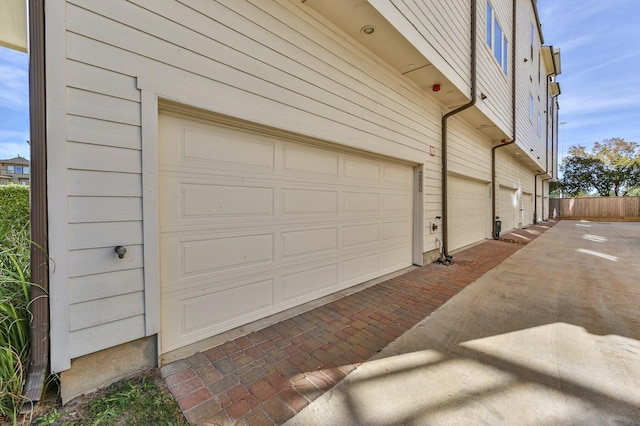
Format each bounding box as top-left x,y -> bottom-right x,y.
430,222 -> 438,234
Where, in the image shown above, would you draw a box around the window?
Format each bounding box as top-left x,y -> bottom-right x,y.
486,4 -> 493,49
23,167 -> 29,174
537,113 -> 542,135
20,181 -> 28,186
0,180 -> 7,185
15,166 -> 23,174
529,95 -> 534,121
486,2 -> 508,75
530,23 -> 534,60
7,165 -> 14,173
502,37 -> 508,75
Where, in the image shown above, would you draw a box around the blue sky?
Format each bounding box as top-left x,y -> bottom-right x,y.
0,46 -> 29,159
538,0 -> 640,160
1,2 -> 639,161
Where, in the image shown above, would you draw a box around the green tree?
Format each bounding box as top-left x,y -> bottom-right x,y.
560,138 -> 640,197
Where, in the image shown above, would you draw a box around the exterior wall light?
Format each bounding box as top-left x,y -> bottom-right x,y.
361,25 -> 375,35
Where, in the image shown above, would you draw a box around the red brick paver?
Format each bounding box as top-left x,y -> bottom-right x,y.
162,221 -> 558,425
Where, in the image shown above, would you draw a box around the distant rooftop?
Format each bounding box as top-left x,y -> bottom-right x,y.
0,156 -> 30,165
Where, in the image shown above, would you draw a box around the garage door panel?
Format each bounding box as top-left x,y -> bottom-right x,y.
160,111 -> 414,353
282,264 -> 338,302
161,233 -> 276,289
283,189 -> 339,214
448,175 -> 487,250
159,177 -> 275,227
182,183 -> 274,218
162,278 -> 276,346
344,157 -> 381,182
382,246 -> 412,269
344,191 -> 380,212
181,279 -> 274,334
383,164 -> 413,186
382,193 -> 411,211
183,127 -> 275,168
343,223 -> 380,248
283,145 -> 339,177
382,219 -> 411,240
282,227 -> 338,258
182,234 -> 274,276
343,253 -> 380,283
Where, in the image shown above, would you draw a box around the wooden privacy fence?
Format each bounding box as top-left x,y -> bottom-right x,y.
549,197 -> 640,220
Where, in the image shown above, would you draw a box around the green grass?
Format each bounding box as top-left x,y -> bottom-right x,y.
0,185 -> 32,423
32,370 -> 189,426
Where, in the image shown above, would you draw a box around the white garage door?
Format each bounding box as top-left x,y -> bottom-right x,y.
499,186 -> 518,233
522,192 -> 533,227
158,110 -> 414,353
448,175 -> 488,250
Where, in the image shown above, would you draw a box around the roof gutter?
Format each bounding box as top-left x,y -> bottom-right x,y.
491,0 -> 518,239
440,0 -> 477,260
23,0 -> 50,411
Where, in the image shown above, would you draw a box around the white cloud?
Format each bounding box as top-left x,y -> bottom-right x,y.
0,139 -> 30,160
0,48 -> 28,112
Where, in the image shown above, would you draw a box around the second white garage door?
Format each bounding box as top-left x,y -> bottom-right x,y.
448,175 -> 488,250
499,186 -> 518,233
158,110 -> 415,353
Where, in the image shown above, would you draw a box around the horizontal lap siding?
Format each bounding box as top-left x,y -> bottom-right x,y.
60,0 -> 446,361
392,0 -> 470,85
495,148 -> 536,226
477,0 -> 512,135
65,29 -> 145,354
448,116 -> 492,181
515,1 -> 545,168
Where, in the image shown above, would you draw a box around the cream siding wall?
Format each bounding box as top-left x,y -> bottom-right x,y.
514,0 -> 547,170
495,147 -> 536,230
386,0 -> 471,89
49,0 -> 456,371
476,0 -> 512,136
448,116 -> 493,181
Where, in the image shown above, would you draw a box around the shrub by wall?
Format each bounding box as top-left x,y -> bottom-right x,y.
0,185 -> 30,241
0,185 -> 30,421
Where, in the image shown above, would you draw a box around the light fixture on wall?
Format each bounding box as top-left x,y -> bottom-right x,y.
361,25 -> 376,35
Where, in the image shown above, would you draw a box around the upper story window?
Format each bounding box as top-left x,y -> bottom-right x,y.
529,95 -> 534,121
530,23 -> 535,60
486,2 -> 508,76
6,165 -> 28,174
537,113 -> 542,135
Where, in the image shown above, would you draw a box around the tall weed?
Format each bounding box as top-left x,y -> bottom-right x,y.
0,185 -> 32,422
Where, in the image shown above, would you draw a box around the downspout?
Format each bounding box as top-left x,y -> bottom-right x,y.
440,0 -> 477,261
491,0 -> 517,239
541,177 -> 552,220
23,0 -> 50,410
534,72 -> 554,224
541,99 -> 557,221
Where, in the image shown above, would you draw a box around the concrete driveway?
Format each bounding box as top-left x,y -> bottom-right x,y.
286,221 -> 640,425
